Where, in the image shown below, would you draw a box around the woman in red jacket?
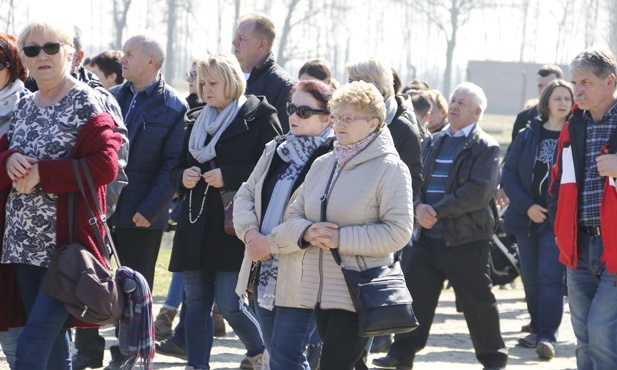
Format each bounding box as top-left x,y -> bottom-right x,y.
0,21 -> 120,370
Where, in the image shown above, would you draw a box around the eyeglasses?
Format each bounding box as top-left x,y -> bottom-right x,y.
286,102 -> 328,119
331,115 -> 372,124
0,61 -> 9,71
22,42 -> 68,58
185,71 -> 197,80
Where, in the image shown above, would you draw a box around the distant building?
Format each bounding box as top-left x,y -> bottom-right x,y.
467,61 -> 570,115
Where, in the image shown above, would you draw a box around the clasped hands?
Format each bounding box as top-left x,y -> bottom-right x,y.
183,166 -> 224,189
6,153 -> 39,194
302,222 -> 339,251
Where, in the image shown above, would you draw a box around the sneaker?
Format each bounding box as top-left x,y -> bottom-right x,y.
372,354 -> 413,370
156,337 -> 187,360
103,346 -> 128,370
240,357 -> 254,369
72,352 -> 103,369
536,340 -> 555,360
247,350 -> 270,370
517,333 -> 537,348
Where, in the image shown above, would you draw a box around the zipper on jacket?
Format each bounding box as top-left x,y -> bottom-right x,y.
317,248 -> 324,304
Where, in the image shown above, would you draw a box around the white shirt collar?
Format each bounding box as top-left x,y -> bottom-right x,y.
444,123 -> 476,137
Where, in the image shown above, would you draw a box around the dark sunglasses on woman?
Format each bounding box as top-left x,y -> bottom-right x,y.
286,102 -> 328,119
22,42 -> 67,58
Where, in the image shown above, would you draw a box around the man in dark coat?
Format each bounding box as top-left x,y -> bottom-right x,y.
232,12 -> 295,132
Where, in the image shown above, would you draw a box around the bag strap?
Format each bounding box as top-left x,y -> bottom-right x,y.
72,159 -> 122,267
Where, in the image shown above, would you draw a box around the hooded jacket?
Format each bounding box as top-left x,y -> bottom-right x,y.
269,128 -> 413,312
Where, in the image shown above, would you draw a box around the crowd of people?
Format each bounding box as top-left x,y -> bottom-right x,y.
0,9 -> 616,370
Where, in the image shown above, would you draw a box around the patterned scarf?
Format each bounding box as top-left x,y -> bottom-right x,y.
117,266 -> 155,370
257,127 -> 334,310
333,131 -> 378,166
189,95 -> 247,163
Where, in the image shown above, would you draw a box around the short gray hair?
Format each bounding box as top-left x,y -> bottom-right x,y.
451,82 -> 488,121
570,49 -> 617,83
130,34 -> 165,70
346,57 -> 394,99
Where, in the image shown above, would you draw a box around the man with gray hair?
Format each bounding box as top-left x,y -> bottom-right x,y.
232,12 -> 295,132
549,49 -> 617,369
374,82 -> 508,370
74,33 -> 187,370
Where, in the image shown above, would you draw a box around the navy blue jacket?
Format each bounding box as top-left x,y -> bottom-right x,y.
109,76 -> 188,230
502,117 -> 554,235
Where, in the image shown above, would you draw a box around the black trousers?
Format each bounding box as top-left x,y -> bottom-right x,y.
75,227 -> 164,357
315,307 -> 369,370
388,235 -> 508,368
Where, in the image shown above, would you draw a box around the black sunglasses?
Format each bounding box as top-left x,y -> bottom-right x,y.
286,102 -> 328,119
22,42 -> 67,58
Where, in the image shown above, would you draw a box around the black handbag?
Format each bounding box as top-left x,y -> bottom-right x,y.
320,164 -> 419,337
42,159 -> 125,325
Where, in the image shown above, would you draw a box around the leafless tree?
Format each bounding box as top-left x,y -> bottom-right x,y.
113,0 -> 132,49
608,0 -> 617,53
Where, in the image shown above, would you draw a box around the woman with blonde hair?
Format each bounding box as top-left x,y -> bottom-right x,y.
168,53 -> 281,370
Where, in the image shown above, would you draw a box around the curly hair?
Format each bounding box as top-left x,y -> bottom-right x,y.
329,81 -> 386,129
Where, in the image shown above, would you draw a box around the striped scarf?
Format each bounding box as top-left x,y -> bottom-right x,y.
117,266 -> 155,369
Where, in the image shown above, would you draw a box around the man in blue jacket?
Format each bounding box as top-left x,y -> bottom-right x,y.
74,33 -> 187,370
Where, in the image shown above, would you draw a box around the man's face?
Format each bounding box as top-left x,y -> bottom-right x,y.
537,73 -> 558,96
120,37 -> 152,83
571,69 -> 615,115
448,89 -> 480,130
232,20 -> 264,72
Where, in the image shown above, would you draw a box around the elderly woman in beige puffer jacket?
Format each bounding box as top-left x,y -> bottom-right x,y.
269,81 -> 414,370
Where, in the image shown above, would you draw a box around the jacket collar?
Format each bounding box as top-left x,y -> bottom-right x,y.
341,128 -> 399,170
247,53 -> 276,83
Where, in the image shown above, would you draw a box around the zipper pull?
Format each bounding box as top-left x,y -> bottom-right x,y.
81,305 -> 89,317
142,122 -> 146,130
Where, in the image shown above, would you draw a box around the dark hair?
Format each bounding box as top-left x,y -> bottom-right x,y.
0,33 -> 27,83
83,56 -> 92,66
299,59 -> 332,82
291,80 -> 334,112
537,64 -> 564,79
409,91 -> 432,118
90,50 -> 124,85
537,79 -> 573,121
392,68 -> 402,95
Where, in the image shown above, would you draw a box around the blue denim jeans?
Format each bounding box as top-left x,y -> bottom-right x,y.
516,230 -> 565,344
255,302 -> 315,370
163,272 -> 184,310
14,264 -> 71,370
568,233 -> 617,370
0,327 -> 21,369
183,270 -> 264,369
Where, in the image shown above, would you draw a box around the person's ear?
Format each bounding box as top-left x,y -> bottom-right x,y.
606,73 -> 616,89
369,118 -> 379,131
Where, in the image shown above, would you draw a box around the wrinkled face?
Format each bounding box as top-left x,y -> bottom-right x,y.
186,65 -> 197,95
537,73 -> 558,96
546,86 -> 573,121
571,69 -> 615,116
448,89 -> 480,130
22,31 -> 73,84
288,90 -> 330,137
332,103 -> 377,145
90,64 -> 117,90
120,37 -> 152,83
200,69 -> 232,112
232,20 -> 264,72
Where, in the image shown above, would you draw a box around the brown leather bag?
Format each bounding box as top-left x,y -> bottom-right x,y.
42,160 -> 125,326
209,159 -> 237,236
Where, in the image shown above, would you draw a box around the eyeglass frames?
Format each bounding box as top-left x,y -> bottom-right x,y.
286,102 -> 328,119
185,71 -> 197,80
22,42 -> 68,58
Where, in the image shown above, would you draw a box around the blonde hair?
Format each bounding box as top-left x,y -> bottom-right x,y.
18,21 -> 74,49
345,57 -> 394,99
196,53 -> 246,101
329,81 -> 386,130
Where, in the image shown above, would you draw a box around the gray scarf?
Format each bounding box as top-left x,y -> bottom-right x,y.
189,95 -> 247,163
0,80 -> 24,134
257,127 -> 334,310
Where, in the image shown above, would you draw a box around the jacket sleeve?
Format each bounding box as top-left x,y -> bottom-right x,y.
338,159 -> 414,257
268,181 -> 313,255
393,121 -> 423,199
433,141 -> 500,218
136,107 -> 186,223
549,122 -> 569,225
219,111 -> 282,190
171,125 -> 192,194
38,113 -> 121,193
233,144 -> 274,242
0,134 -> 19,190
502,129 -> 535,216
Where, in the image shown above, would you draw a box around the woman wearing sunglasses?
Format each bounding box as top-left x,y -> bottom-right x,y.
0,32 -> 30,370
234,79 -> 335,369
0,22 -> 121,370
168,53 -> 281,370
